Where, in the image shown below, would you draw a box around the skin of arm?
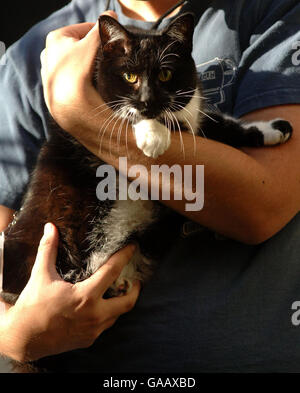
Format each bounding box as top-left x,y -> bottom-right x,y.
0,205 -> 14,232
41,20 -> 300,245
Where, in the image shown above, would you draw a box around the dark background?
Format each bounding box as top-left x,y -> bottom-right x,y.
1,0 -> 70,48
0,0 -> 69,374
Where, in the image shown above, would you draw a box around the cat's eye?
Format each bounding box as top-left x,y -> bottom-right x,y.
158,69 -> 172,82
123,72 -> 138,84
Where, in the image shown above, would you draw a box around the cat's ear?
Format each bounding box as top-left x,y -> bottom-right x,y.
164,12 -> 195,49
98,15 -> 131,54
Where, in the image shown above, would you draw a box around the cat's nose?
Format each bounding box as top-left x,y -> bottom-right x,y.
140,84 -> 151,103
139,101 -> 155,116
141,100 -> 150,109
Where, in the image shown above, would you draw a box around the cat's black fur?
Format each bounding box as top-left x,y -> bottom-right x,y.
0,13 -> 292,372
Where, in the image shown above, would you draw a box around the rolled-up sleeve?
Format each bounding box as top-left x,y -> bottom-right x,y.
0,0 -> 90,209
233,1 -> 300,117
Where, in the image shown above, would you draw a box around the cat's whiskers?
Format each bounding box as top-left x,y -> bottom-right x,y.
164,108 -> 175,133
160,54 -> 179,68
108,106 -> 131,157
169,102 -> 198,154
158,41 -> 178,63
90,99 -> 125,111
183,115 -> 197,156
164,112 -> 171,133
176,94 -> 207,100
89,101 -> 113,114
98,107 -> 124,155
116,110 -> 128,152
173,99 -> 218,124
167,113 -> 172,132
176,88 -> 197,94
160,61 -> 174,68
198,126 -> 207,139
196,108 -> 218,123
90,102 -> 124,120
108,104 -> 137,157
98,107 -> 120,139
175,89 -> 207,100
171,102 -> 208,140
171,101 -> 206,142
116,94 -> 133,103
164,109 -> 186,158
171,111 -> 186,159
171,101 -> 193,118
117,106 -> 134,153
89,99 -> 127,116
125,114 -> 131,159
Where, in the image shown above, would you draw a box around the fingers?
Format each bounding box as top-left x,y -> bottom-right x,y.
104,280 -> 141,319
91,281 -> 141,339
78,22 -> 100,73
45,22 -> 96,43
76,244 -> 136,297
44,10 -> 117,46
31,223 -> 61,281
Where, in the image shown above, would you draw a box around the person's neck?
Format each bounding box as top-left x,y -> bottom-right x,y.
118,0 -> 183,22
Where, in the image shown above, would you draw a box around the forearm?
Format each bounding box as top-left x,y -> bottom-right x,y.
64,94 -> 291,244
41,22 -> 299,245
0,206 -> 14,232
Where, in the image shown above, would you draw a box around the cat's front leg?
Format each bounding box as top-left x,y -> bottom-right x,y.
200,112 -> 293,148
133,119 -> 171,158
243,118 -> 293,146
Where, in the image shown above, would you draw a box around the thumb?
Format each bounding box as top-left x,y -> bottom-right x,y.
31,223 -> 60,280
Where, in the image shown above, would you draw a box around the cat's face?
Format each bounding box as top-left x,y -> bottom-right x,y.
95,13 -> 198,123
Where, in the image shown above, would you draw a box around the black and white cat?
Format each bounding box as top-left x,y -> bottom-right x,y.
1,13 -> 292,304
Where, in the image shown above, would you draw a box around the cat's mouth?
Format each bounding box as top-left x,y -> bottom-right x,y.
136,105 -> 163,120
117,104 -> 188,131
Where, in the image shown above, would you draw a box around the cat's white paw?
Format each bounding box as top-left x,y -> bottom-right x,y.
246,118 -> 293,146
133,119 -> 171,158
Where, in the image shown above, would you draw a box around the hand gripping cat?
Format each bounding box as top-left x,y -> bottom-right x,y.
1,13 -> 292,304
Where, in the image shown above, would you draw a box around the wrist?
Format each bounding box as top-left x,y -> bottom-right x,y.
0,307 -> 29,362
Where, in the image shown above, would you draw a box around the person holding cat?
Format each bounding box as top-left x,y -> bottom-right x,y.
0,0 -> 300,372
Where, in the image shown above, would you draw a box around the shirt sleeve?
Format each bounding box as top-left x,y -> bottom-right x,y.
0,49 -> 45,210
0,0 -> 96,210
233,0 -> 300,118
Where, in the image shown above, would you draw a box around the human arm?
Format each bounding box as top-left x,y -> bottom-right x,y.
40,21 -> 300,245
0,223 -> 140,362
0,206 -> 14,232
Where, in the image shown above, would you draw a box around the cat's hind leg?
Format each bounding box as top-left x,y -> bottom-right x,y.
87,246 -> 152,297
86,198 -> 157,296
